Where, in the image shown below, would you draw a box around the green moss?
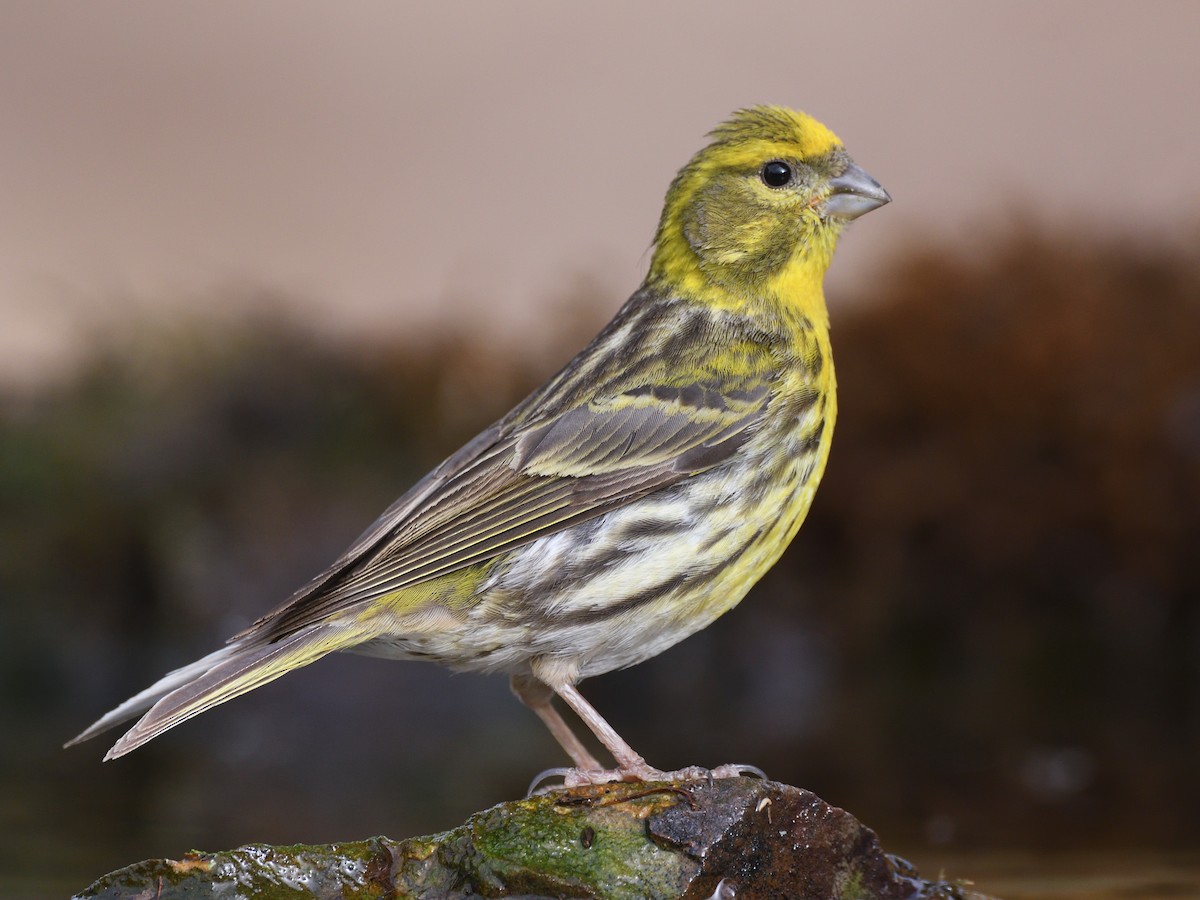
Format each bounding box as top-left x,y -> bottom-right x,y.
419,789 -> 691,899
838,868 -> 867,899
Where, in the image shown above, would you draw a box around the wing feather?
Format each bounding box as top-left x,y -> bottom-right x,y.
238,302 -> 777,644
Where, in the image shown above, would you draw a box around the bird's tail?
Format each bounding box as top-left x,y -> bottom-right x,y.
66,624 -> 364,760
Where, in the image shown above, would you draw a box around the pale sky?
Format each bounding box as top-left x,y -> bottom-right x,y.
3,1 -> 1198,384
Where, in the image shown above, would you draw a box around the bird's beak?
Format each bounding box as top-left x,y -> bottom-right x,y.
824,162 -> 891,221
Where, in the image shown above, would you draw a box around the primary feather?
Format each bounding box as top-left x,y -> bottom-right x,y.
69,106 -> 889,771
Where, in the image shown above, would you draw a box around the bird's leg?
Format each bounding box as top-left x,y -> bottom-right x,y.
518,674 -> 766,790
510,674 -> 604,772
542,681 -> 771,789
552,682 -> 660,781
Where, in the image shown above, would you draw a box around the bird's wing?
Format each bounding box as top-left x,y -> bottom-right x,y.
239,375 -> 772,642
238,423 -> 507,623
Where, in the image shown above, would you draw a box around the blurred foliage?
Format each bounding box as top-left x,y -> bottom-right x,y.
783,230 -> 1200,846
2,229 -> 1198,893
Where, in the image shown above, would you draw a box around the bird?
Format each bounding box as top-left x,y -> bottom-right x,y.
68,106 -> 889,784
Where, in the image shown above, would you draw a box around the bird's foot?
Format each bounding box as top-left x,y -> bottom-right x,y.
527,761 -> 767,795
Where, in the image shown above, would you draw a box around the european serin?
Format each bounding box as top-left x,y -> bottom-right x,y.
69,106 -> 889,783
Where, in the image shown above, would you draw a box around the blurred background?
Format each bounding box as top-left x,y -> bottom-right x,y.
3,2 -> 1199,897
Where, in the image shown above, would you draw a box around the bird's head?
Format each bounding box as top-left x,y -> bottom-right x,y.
648,106 -> 889,303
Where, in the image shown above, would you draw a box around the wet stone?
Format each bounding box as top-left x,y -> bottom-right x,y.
74,778 -> 991,900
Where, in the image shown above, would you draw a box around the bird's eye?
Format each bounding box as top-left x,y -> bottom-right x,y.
761,160 -> 793,188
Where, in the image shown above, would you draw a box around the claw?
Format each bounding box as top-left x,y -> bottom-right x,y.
526,767 -> 576,796
712,763 -> 768,780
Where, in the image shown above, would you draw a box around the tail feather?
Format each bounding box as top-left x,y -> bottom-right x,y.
64,644 -> 239,748
68,624 -> 366,760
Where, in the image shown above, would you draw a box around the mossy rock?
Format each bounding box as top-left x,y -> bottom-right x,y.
76,777 -> 989,899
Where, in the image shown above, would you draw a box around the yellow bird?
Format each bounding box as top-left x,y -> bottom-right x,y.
69,106 -> 889,783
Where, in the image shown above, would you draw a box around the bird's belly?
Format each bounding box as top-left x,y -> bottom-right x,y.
462,436 -> 826,678
357,477 -> 812,677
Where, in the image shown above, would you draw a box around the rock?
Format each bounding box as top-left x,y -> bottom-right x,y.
75,777 -> 991,899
